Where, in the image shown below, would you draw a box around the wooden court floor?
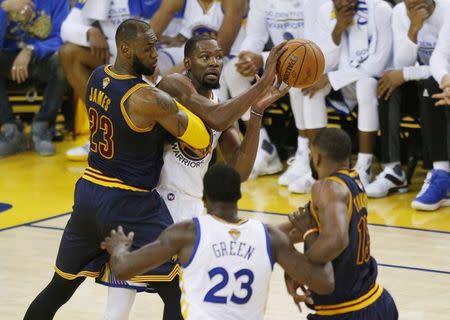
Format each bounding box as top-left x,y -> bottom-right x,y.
1,136 -> 449,319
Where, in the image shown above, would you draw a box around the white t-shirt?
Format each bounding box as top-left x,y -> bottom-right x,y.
392,0 -> 450,81
180,215 -> 273,320
179,0 -> 246,56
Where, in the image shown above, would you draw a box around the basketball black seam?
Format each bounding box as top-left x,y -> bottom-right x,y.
280,44 -> 304,82
293,45 -> 307,86
308,42 -> 319,83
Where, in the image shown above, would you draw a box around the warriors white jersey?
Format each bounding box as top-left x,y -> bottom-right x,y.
179,0 -> 246,56
157,94 -> 222,200
180,215 -> 273,320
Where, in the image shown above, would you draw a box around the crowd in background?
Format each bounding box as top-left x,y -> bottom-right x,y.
0,0 -> 449,212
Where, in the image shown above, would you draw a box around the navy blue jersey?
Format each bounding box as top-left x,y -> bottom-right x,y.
85,65 -> 166,190
310,170 -> 378,313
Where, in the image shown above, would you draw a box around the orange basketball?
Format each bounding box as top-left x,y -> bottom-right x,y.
277,39 -> 325,89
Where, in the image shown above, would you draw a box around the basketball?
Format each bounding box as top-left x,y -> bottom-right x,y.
277,39 -> 325,88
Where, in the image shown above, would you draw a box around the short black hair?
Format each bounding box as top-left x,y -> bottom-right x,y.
203,164 -> 242,202
115,18 -> 152,44
312,128 -> 352,162
184,34 -> 215,58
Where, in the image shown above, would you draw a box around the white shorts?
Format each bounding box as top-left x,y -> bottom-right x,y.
157,187 -> 205,223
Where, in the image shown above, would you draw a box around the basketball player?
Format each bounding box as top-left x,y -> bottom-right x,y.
99,34 -> 290,319
24,19 -> 285,319
283,128 -> 398,319
101,164 -> 335,320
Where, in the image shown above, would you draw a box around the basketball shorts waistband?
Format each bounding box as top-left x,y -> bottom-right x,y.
314,284 -> 384,316
82,167 -> 152,192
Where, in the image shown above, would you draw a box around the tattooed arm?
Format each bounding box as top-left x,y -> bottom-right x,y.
124,85 -> 210,149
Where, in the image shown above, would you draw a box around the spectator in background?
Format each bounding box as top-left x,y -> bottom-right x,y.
301,0 -> 393,189
152,0 -> 247,77
367,0 -> 450,212
223,0 -> 328,184
0,0 -> 69,157
62,0 -> 183,161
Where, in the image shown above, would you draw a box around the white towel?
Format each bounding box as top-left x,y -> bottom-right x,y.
346,0 -> 377,68
82,0 -> 111,21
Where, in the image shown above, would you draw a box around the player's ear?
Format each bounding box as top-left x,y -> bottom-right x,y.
121,42 -> 131,58
184,57 -> 191,72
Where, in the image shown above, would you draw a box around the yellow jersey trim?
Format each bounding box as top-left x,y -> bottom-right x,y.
120,83 -> 154,133
309,202 -> 321,229
104,65 -> 136,80
82,167 -> 150,193
315,284 -> 383,315
54,265 -> 100,280
129,264 -> 181,282
325,176 -> 353,219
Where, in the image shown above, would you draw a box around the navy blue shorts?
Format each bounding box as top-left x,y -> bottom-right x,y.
307,289 -> 398,320
55,179 -> 178,288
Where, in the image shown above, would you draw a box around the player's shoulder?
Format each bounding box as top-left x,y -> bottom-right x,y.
158,73 -> 192,92
311,177 -> 350,201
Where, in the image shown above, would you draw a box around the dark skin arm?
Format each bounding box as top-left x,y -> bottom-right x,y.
157,42 -> 287,131
301,180 -> 350,264
219,83 -> 290,181
149,0 -> 185,39
217,0 -> 247,56
125,85 -> 191,139
332,5 -> 355,46
268,225 -> 334,295
101,223 -> 196,280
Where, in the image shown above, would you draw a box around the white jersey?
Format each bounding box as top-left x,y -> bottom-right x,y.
157,94 -> 221,200
179,0 -> 246,56
180,215 -> 273,320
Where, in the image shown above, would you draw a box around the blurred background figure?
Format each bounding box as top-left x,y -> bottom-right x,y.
0,0 -> 69,157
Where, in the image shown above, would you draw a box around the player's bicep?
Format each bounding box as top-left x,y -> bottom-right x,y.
314,181 -> 350,255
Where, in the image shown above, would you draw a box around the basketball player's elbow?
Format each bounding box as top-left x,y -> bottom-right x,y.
318,263 -> 335,294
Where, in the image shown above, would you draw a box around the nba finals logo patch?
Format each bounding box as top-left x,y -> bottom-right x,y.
228,229 -> 241,240
102,77 -> 110,89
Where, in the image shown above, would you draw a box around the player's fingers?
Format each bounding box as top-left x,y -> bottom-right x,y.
385,86 -> 395,100
128,231 -> 134,240
281,86 -> 291,96
100,241 -> 106,249
111,229 -> 117,236
254,74 -> 261,82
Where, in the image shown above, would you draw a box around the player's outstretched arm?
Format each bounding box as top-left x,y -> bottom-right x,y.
303,180 -> 351,264
268,225 -> 335,295
101,222 -> 196,281
219,83 -> 290,181
126,85 -> 210,150
157,42 -> 287,132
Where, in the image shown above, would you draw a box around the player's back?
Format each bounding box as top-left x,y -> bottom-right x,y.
180,215 -> 273,320
85,65 -> 166,191
310,169 -> 380,316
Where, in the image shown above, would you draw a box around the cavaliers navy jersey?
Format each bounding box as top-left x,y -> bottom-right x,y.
85,65 -> 166,190
310,170 -> 378,310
